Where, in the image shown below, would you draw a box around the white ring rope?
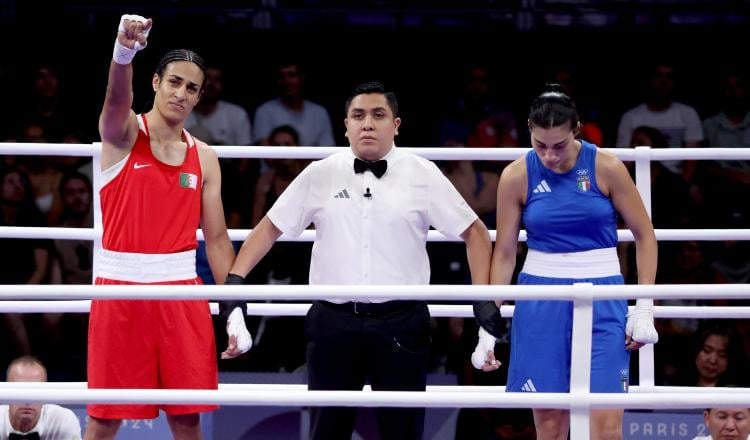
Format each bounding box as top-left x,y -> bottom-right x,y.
0,387 -> 748,409
2,301 -> 750,320
0,143 -> 95,157
4,226 -> 750,242
2,142 -> 749,440
2,143 -> 750,161
0,283 -> 748,301
1,382 -> 748,395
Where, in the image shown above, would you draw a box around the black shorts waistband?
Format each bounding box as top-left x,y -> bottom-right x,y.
318,300 -> 424,317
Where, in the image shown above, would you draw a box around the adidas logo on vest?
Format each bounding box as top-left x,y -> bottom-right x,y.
532,180 -> 552,193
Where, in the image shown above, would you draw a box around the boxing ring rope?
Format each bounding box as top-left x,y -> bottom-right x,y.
0,282 -> 749,440
5,143 -> 750,161
1,388 -> 750,410
3,226 -> 750,242
2,142 -> 750,439
2,381 -> 750,395
3,301 -> 750,319
0,283 -> 748,301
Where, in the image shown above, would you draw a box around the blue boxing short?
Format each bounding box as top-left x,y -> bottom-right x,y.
506,248 -> 630,394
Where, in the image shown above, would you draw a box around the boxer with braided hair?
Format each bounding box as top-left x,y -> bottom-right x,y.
85,14 -> 251,440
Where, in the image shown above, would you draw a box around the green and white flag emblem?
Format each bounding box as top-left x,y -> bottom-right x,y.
179,172 -> 198,189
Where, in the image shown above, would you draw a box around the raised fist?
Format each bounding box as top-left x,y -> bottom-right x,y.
113,14 -> 152,64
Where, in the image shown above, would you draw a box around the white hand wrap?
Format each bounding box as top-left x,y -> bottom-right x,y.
227,307 -> 253,354
112,14 -> 150,65
625,298 -> 659,345
471,326 -> 498,370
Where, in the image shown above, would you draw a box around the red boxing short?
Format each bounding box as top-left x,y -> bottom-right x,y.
87,276 -> 218,419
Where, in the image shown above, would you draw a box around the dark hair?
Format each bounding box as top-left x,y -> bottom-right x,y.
631,126 -> 668,148
154,49 -> 207,87
528,83 -> 579,130
345,81 -> 399,117
58,171 -> 92,197
0,167 -> 48,232
269,124 -> 300,145
0,167 -> 36,208
690,320 -> 747,387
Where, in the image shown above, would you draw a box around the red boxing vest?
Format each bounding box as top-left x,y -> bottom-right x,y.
100,115 -> 202,254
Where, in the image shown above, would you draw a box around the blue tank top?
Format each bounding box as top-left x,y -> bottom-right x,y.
523,140 -> 618,252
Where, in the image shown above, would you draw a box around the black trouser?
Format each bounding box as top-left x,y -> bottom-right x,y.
305,300 -> 430,440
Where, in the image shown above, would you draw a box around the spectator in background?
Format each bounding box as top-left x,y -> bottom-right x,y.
243,124 -> 311,373
442,156 -> 498,229
26,156 -> 66,227
693,408 -> 750,440
548,64 -> 605,147
701,68 -> 750,228
52,171 -> 93,284
250,125 -> 308,226
629,125 -> 696,227
653,243 -> 728,386
185,64 -> 252,148
252,61 -> 335,147
616,61 -> 704,195
0,167 -> 52,365
667,321 -> 748,387
0,356 -> 82,439
13,62 -> 90,143
438,63 -> 518,189
711,240 -> 750,285
41,171 -> 94,380
439,63 -> 518,150
3,122 -> 68,226
184,63 -> 258,280
184,64 -> 257,227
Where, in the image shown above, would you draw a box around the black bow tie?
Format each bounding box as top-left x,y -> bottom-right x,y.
9,432 -> 40,440
353,158 -> 387,178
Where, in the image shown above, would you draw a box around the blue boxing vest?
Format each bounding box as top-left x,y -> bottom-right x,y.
523,140 -> 618,253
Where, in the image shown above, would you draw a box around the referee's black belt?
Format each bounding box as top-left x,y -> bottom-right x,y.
319,300 -> 423,317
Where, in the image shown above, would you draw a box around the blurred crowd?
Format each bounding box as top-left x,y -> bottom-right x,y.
1,54 -> 748,439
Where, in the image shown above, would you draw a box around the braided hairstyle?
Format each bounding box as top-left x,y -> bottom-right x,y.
154,49 -> 207,89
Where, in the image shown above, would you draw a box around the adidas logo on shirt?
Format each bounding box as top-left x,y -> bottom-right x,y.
532,180 -> 552,193
334,189 -> 350,199
521,378 -> 537,392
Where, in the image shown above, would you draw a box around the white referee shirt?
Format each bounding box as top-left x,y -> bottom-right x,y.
267,146 -> 477,300
0,404 -> 82,439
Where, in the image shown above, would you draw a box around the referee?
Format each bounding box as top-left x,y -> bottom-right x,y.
226,81 -> 491,439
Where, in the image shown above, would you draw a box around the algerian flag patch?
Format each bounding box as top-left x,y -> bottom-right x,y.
179,172 -> 198,190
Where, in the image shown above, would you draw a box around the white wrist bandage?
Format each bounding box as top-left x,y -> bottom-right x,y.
471,327 -> 498,370
113,41 -> 138,65
626,298 -> 659,345
112,14 -> 150,65
228,307 -> 253,354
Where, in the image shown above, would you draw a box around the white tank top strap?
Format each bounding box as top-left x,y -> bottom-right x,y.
183,128 -> 196,148
96,248 -> 197,283
136,114 -> 148,135
522,247 -> 621,279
